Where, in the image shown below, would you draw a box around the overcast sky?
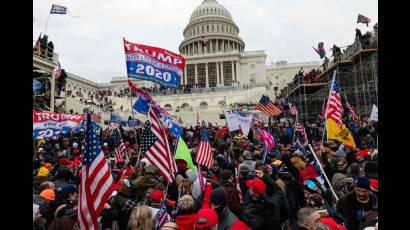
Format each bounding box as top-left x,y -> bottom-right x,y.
33,0 -> 378,83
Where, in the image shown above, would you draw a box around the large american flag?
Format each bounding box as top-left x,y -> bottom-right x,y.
256,95 -> 282,117
112,128 -> 126,163
195,127 -> 213,168
141,106 -> 177,183
324,71 -> 343,127
78,113 -> 114,230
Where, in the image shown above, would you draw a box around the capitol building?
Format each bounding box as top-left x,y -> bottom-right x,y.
35,0 -> 319,124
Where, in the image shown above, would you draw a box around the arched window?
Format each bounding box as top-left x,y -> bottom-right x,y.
199,101 -> 208,109
164,104 -> 172,111
181,103 -> 190,111
218,100 -> 226,107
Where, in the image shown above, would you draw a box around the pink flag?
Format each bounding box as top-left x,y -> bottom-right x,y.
259,129 -> 276,152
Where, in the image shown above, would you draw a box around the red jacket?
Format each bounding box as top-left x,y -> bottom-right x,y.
175,214 -> 196,230
202,183 -> 213,208
299,163 -> 318,184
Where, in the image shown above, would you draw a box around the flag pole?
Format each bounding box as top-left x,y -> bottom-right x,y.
307,144 -> 339,202
43,11 -> 52,35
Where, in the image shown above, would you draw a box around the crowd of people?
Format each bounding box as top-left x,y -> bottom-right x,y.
33,108 -> 378,230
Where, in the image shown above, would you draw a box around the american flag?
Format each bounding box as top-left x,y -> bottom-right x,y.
289,102 -> 298,116
195,127 -> 213,168
141,106 -> 177,183
33,34 -> 41,55
256,95 -> 282,117
324,71 -> 343,127
155,200 -> 170,230
78,113 -> 114,230
345,101 -> 359,121
112,128 -> 126,163
296,122 -> 308,144
235,168 -> 243,204
91,112 -> 101,123
357,14 -> 371,26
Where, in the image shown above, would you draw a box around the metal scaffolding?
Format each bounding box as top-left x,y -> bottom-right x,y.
280,26 -> 378,121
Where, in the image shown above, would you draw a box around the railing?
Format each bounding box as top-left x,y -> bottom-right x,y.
33,40 -> 59,65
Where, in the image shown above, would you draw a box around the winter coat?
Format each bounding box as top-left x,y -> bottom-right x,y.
299,163 -> 318,184
104,192 -> 133,230
175,214 -> 196,230
218,207 -> 238,230
242,195 -> 281,230
336,191 -> 377,230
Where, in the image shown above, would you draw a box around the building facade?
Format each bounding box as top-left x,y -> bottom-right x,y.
62,0 -> 320,117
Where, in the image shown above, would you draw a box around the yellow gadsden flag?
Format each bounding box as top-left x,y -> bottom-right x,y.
327,119 -> 356,149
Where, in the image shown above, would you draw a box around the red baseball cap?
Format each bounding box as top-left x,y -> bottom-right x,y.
150,189 -> 164,203
195,208 -> 218,229
370,179 -> 378,192
246,178 -> 266,195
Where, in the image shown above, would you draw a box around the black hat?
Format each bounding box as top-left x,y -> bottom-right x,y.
210,187 -> 227,208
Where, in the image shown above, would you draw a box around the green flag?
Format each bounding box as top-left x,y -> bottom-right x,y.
175,138 -> 197,175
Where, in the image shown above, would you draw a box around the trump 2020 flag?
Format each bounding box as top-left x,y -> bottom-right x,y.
50,4 -> 67,14
124,38 -> 185,88
259,129 -> 275,152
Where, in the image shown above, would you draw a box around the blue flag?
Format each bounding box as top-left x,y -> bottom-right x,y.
133,96 -> 150,114
110,112 -> 122,124
50,4 -> 67,14
33,80 -> 42,92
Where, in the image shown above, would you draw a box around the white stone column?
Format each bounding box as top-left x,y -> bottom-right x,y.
222,40 -> 225,53
235,61 -> 240,84
205,63 -> 209,88
184,66 -> 187,85
216,62 -> 220,86
221,62 -> 224,86
198,41 -> 202,54
231,61 -> 235,85
194,64 -> 198,85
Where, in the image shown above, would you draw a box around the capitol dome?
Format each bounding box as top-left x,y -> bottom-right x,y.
179,0 -> 245,56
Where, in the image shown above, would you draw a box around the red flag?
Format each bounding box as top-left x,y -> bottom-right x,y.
128,79 -> 153,102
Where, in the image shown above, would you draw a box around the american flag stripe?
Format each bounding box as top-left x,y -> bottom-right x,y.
345,101 -> 358,120
195,141 -> 213,168
144,107 -> 177,183
325,72 -> 343,127
256,101 -> 282,117
78,113 -> 114,230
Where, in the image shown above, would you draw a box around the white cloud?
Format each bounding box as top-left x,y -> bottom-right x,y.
33,0 -> 377,83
